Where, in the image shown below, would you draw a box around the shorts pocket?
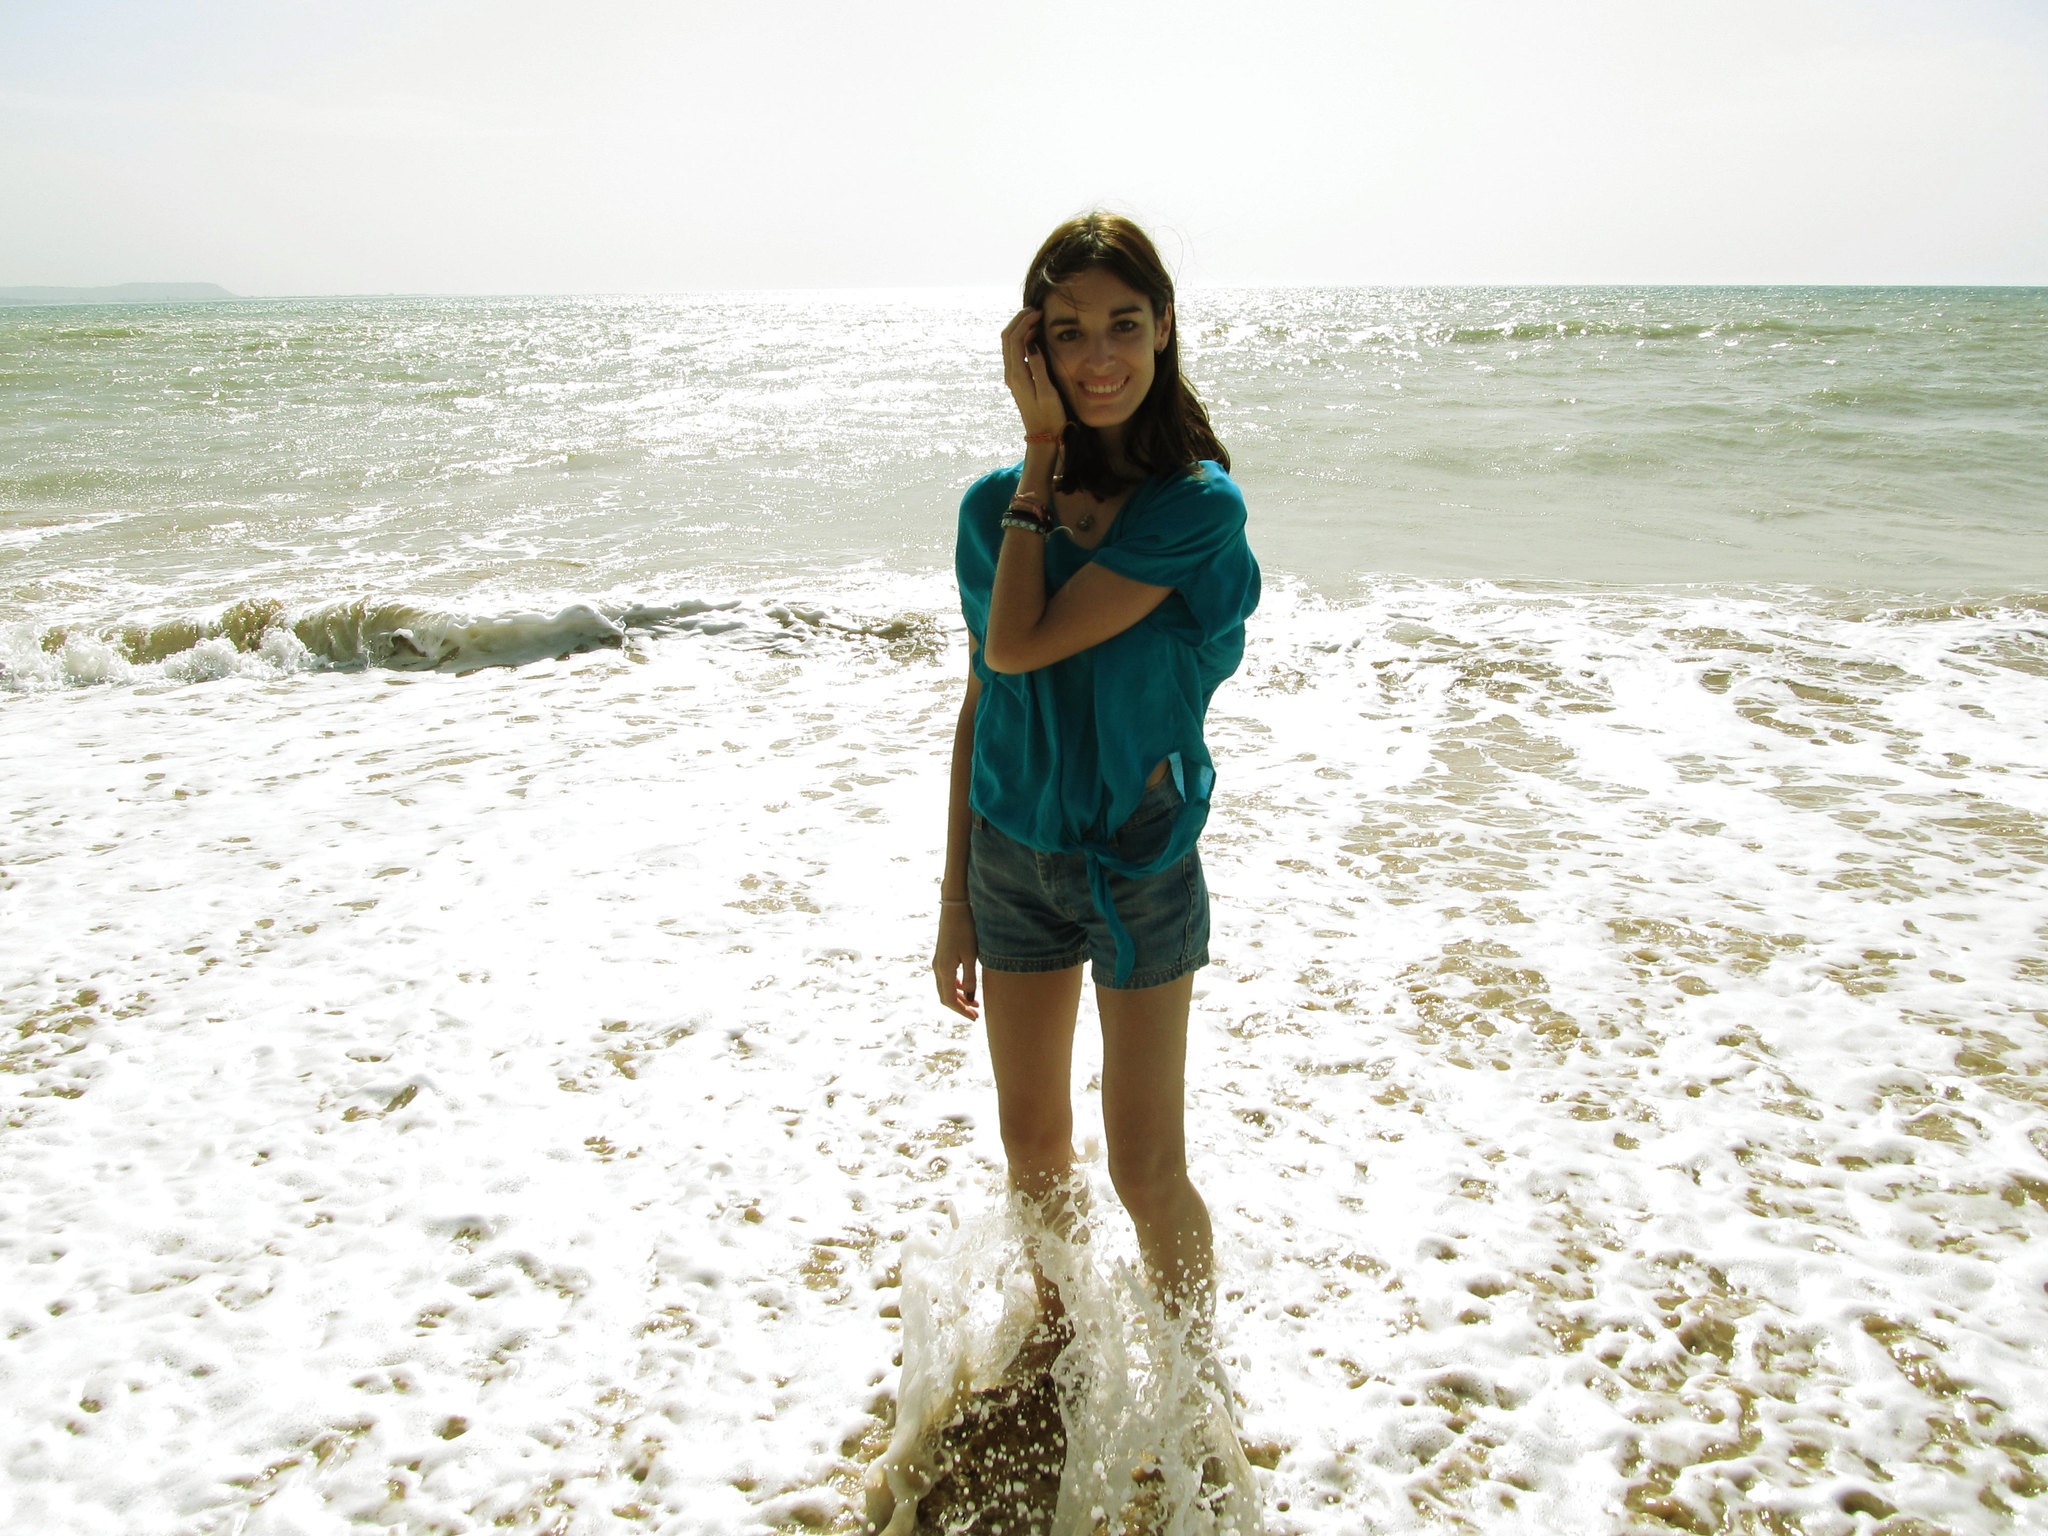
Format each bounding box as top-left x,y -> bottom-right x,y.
1111,776 -> 1183,864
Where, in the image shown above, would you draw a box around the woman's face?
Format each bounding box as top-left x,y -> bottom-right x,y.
1038,267 -> 1172,435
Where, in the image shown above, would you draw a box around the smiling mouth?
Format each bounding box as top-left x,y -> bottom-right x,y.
1078,379 -> 1127,400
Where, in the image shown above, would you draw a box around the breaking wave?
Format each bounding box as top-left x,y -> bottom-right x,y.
0,593 -> 948,692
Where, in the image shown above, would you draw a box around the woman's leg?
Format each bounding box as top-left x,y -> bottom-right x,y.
1098,971 -> 1213,1332
983,965 -> 1087,1319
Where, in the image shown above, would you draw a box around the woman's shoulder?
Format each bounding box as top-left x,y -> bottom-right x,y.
1136,461 -> 1247,529
962,462 -> 1024,515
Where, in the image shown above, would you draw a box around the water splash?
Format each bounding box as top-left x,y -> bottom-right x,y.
870,1190 -> 1260,1536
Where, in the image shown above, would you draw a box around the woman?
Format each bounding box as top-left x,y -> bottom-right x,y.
932,212 -> 1260,1346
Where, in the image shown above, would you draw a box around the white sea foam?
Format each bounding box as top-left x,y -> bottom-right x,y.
3,573 -> 2044,1533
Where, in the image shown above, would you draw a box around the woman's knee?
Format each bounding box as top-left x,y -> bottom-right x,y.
1107,1146 -> 1190,1214
999,1110 -> 1074,1173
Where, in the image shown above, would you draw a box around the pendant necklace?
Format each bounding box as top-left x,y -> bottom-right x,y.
1058,440 -> 1093,532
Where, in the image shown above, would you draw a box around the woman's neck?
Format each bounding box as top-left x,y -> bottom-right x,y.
1092,421 -> 1141,486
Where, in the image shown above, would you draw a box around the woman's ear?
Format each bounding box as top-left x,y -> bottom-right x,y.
1155,302 -> 1173,353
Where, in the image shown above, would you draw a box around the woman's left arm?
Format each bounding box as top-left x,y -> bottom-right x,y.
982,543 -> 1169,674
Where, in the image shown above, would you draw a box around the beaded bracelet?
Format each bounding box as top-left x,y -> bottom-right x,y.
1024,430 -> 1063,446
1005,493 -> 1054,532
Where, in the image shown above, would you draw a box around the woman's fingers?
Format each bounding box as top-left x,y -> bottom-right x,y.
934,961 -> 978,1019
932,942 -> 979,1019
1001,309 -> 1039,383
1000,307 -> 1062,437
1023,350 -> 1065,431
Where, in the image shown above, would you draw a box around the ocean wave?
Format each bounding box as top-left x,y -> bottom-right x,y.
0,592 -> 949,692
0,466 -> 130,502
1432,316 -> 1881,346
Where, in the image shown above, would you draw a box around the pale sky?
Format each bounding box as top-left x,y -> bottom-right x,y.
3,0 -> 2044,293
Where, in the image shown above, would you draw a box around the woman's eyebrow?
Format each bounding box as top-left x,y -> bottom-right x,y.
1046,303 -> 1145,325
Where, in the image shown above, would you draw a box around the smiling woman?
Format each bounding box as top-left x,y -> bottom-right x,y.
905,211 -> 1263,1525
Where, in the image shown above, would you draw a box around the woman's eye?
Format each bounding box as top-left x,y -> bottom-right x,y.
1054,329 -> 1081,343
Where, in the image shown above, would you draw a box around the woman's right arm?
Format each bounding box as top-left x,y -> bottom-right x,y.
932,646 -> 983,1019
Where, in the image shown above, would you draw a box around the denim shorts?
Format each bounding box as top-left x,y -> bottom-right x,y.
968,775 -> 1210,991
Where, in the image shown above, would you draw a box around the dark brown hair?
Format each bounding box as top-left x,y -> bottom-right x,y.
1023,212 -> 1228,500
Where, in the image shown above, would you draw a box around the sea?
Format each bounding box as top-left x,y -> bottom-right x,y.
2,288 -> 2045,1535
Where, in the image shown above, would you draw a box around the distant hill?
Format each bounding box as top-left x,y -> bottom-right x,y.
0,283 -> 238,306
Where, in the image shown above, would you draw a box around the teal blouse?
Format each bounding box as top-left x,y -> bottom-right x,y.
955,460 -> 1261,983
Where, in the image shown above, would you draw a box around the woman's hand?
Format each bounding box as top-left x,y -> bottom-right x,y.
1001,308 -> 1066,439
933,905 -> 980,1021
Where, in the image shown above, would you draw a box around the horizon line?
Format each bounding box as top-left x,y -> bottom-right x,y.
6,280 -> 2048,306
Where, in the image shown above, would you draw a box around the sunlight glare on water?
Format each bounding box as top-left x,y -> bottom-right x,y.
3,287 -> 2043,652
